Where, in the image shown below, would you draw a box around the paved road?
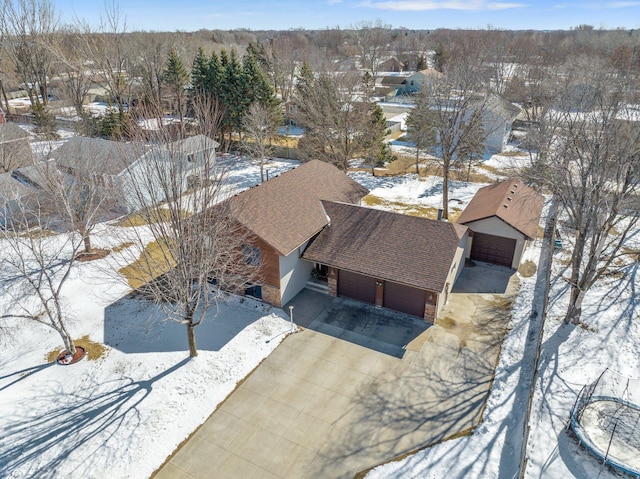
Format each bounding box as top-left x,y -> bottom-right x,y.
154,272 -> 518,479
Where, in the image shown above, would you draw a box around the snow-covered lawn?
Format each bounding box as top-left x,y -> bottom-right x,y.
0,156 -> 295,479
0,244 -> 291,478
4,139 -> 636,479
365,204 -> 640,478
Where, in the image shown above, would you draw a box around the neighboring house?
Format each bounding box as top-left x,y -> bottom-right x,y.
378,57 -> 405,73
224,160 -> 469,322
50,134 -> 218,212
302,201 -> 469,321
0,172 -> 34,227
374,74 -> 409,100
404,69 -> 444,94
457,178 -> 544,269
0,123 -> 33,173
480,94 -> 522,153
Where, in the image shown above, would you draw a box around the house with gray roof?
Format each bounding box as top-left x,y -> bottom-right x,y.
0,172 -> 34,227
481,94 -> 522,152
0,123 -> 33,174
49,134 -> 218,212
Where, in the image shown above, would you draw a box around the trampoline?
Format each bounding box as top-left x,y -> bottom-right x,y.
569,369 -> 640,477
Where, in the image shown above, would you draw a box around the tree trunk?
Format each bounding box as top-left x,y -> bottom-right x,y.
59,328 -> 76,355
187,323 -> 198,358
260,159 -> 265,183
83,233 -> 92,253
0,80 -> 10,112
442,164 -> 450,220
565,285 -> 583,325
415,147 -> 420,175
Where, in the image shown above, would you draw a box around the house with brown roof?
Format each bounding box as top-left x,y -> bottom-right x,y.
226,160 -> 470,321
457,178 -> 545,269
225,160 -> 368,308
302,201 -> 469,321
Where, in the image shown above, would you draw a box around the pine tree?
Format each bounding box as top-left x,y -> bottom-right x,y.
207,52 -> 223,97
32,100 -> 59,140
164,48 -> 190,125
191,47 -> 209,94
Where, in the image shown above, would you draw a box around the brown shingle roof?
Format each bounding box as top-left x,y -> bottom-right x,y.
456,178 -> 544,239
303,201 -> 467,293
229,160 -> 369,256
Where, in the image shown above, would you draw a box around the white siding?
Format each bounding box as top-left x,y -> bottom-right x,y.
279,241 -> 314,305
465,216 -> 526,269
436,233 -> 469,316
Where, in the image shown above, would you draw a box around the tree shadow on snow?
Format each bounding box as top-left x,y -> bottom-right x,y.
103,292 -> 264,354
0,358 -> 188,479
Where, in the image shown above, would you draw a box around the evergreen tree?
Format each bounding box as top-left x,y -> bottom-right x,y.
363,104 -> 391,174
32,100 -> 59,140
191,47 -> 209,94
207,52 -> 223,97
164,48 -> 190,125
219,49 -> 245,145
433,42 -> 449,73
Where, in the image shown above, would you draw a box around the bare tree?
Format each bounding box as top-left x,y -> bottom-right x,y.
353,19 -> 392,77
241,102 -> 279,182
267,33 -> 306,103
0,187 -> 83,356
76,1 -> 135,120
54,27 -> 93,117
522,57 -> 640,324
113,100 -> 260,357
1,0 -> 59,107
295,67 -> 374,172
407,60 -> 488,219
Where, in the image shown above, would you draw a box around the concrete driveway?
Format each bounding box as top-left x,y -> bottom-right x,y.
154,271 -> 519,479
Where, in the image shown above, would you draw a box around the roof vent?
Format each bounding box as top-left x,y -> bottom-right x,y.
507,197 -> 513,201
510,190 -> 516,195
503,204 -> 509,209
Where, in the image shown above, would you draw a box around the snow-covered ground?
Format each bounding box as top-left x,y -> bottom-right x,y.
0,154 -> 295,479
3,133 -> 638,479
365,205 -> 640,477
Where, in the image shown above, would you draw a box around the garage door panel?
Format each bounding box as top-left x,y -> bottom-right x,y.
383,281 -> 426,318
471,232 -> 516,267
338,270 -> 376,304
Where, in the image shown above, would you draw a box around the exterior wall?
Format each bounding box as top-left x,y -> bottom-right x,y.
254,237 -> 280,288
434,234 -> 469,318
327,267 -> 338,296
464,216 -> 526,269
482,110 -> 511,153
279,241 -> 314,306
261,284 -> 281,308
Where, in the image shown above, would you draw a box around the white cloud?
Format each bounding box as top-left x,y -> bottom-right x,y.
607,1 -> 640,7
359,0 -> 527,11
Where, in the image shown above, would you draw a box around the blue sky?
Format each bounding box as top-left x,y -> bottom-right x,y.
54,1 -> 640,31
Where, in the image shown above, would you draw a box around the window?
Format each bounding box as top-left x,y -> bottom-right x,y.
243,244 -> 261,266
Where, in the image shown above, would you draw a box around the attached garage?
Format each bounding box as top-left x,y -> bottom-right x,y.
383,281 -> 428,318
338,270 -> 376,305
470,232 -> 516,268
302,201 -> 469,322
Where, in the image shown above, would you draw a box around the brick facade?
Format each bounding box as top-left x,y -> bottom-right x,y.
424,303 -> 436,322
327,267 -> 338,297
261,284 -> 281,308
